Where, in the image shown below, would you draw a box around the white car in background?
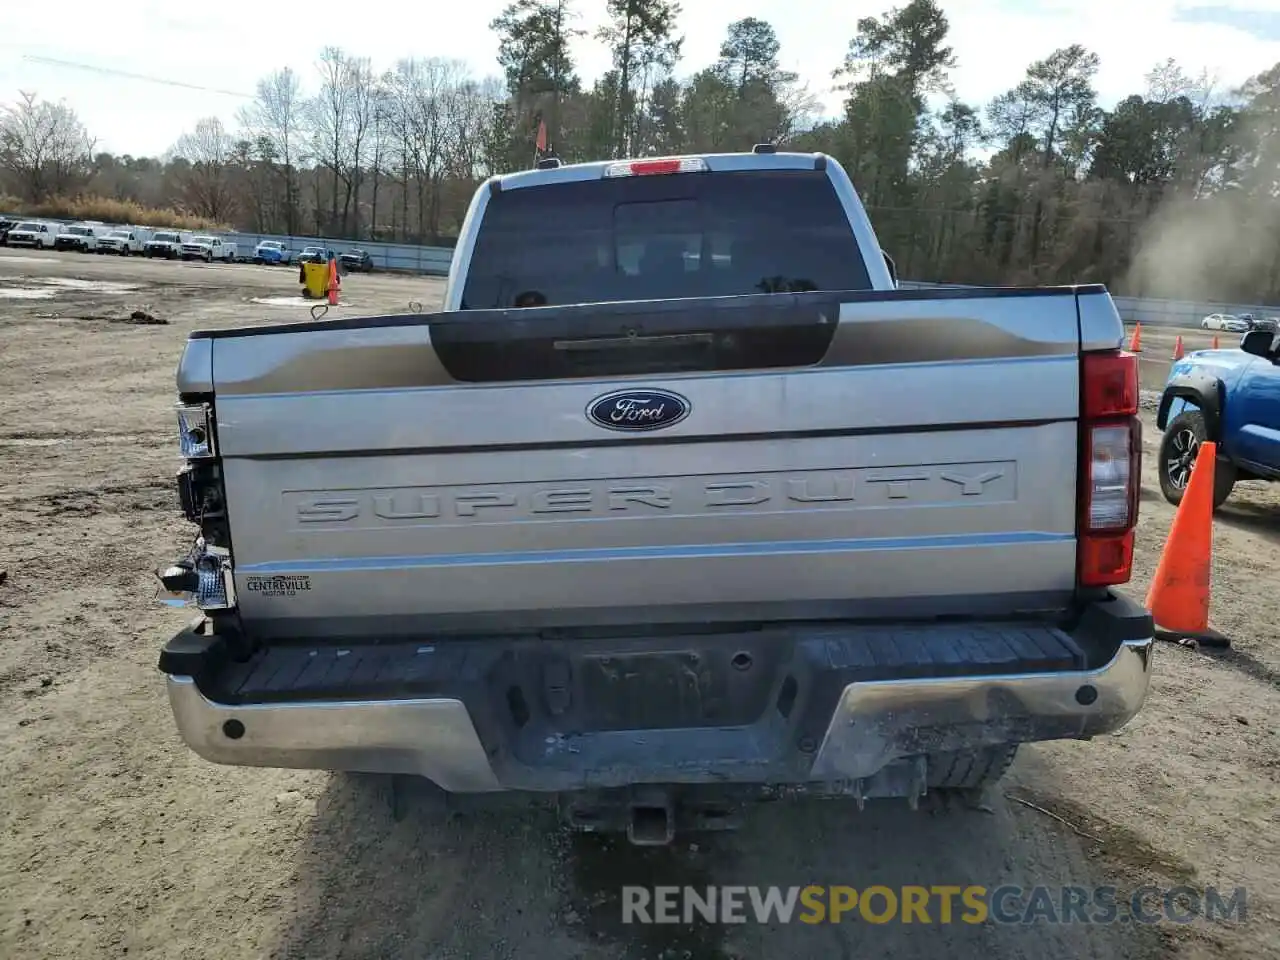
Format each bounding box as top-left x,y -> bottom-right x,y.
54,222 -> 106,252
1201,313 -> 1250,333
97,227 -> 152,256
144,230 -> 188,259
180,235 -> 237,263
7,221 -> 57,248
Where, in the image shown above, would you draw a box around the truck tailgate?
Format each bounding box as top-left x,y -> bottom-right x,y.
189,287 -> 1111,638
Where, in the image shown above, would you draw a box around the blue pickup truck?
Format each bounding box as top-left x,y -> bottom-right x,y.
1156,329 -> 1280,508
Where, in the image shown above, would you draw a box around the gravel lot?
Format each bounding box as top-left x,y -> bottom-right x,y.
2,249 -> 1278,960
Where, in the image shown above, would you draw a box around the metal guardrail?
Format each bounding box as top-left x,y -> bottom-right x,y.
0,215 -> 455,277
222,231 -> 455,276
1108,296 -> 1278,329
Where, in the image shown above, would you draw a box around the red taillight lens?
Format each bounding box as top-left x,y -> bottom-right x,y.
1079,350 -> 1141,587
1079,528 -> 1135,587
1082,350 -> 1139,418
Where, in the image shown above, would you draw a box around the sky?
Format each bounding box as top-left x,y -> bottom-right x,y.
2,0 -> 1279,158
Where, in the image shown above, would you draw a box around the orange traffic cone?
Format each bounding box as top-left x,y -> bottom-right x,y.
1129,323 -> 1142,352
1145,441 -> 1229,648
1212,335 -> 1220,349
1172,335 -> 1184,360
327,258 -> 340,306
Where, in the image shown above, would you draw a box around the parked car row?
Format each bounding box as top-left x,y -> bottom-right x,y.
133,229 -> 237,262
0,217 -> 242,263
0,216 -> 377,273
0,218 -> 170,257
251,240 -> 375,271
1201,312 -> 1278,333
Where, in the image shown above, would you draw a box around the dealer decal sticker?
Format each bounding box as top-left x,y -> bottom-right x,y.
243,574 -> 312,598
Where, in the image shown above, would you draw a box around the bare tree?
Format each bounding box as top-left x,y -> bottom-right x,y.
382,62 -> 420,238
383,57 -> 474,240
310,46 -> 355,233
346,57 -> 379,237
0,91 -> 95,200
239,67 -> 307,234
302,49 -> 383,236
452,76 -> 507,179
367,86 -> 394,239
774,80 -> 822,143
172,116 -> 236,221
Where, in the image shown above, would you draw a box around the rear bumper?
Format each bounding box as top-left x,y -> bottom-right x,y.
160,594 -> 1154,793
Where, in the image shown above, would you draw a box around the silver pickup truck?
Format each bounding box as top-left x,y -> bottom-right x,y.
157,149 -> 1153,844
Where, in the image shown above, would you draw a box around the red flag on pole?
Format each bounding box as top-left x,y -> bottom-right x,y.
535,118 -> 548,154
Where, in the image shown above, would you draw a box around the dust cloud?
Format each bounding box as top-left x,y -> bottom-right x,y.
1122,96 -> 1280,308
1124,188 -> 1279,306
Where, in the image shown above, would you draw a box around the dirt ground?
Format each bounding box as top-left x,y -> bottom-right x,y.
1,249 -> 1277,960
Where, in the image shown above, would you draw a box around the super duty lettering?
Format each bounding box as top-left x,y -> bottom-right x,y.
289,468 -> 1011,524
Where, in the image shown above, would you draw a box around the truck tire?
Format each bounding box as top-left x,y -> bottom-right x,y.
927,745 -> 1019,792
1158,410 -> 1235,509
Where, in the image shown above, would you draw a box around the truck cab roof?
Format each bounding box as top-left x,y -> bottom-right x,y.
488,150 -> 827,192
446,150 -> 893,311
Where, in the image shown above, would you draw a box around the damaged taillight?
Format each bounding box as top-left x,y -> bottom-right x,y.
158,398 -> 235,610
176,402 -> 216,459
1078,350 -> 1141,587
157,539 -> 233,610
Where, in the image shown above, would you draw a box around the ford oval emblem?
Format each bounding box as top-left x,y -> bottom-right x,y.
586,388 -> 691,432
